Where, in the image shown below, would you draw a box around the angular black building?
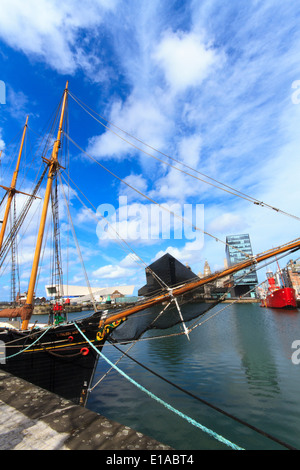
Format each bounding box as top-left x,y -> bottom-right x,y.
138,253 -> 198,297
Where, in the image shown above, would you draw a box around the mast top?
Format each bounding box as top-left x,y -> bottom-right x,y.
22,84 -> 69,330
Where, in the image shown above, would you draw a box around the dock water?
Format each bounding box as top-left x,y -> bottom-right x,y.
0,370 -> 170,450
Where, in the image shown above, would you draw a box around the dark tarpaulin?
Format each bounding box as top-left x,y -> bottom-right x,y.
109,298 -> 221,343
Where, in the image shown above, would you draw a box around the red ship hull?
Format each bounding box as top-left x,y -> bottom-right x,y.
263,287 -> 297,309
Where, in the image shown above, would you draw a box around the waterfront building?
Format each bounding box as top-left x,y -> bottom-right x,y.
45,284 -> 135,303
138,253 -> 197,297
282,259 -> 300,298
203,260 -> 211,276
197,259 -> 230,299
225,234 -> 258,297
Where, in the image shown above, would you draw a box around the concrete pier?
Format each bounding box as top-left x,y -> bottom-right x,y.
0,370 -> 171,450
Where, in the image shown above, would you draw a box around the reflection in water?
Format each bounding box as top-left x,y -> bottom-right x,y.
232,304 -> 280,398
82,303 -> 300,450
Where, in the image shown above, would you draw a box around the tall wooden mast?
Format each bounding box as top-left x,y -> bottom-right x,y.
21,82 -> 69,330
0,116 -> 29,251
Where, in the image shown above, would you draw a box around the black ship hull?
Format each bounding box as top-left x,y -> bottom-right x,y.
0,312 -> 106,405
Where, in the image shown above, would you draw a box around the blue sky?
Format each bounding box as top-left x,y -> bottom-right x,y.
1,0 -> 300,299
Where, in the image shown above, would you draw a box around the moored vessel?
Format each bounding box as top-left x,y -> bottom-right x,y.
260,270 -> 297,309
1,82 -> 300,408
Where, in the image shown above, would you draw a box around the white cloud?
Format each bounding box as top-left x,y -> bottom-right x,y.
92,264 -> 131,280
207,212 -> 248,235
5,87 -> 32,122
151,168 -> 200,201
153,236 -> 205,269
76,207 -> 98,227
91,250 -> 144,285
177,134 -> 202,168
119,253 -> 141,268
2,0 -> 300,298
86,95 -> 171,162
152,30 -> 219,93
118,174 -> 148,202
0,0 -> 117,75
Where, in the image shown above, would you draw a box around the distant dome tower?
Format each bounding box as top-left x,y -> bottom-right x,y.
204,260 -> 211,277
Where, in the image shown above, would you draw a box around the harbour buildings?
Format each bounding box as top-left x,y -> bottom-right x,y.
138,253 -> 197,297
44,284 -> 135,304
225,234 -> 258,298
282,259 -> 300,299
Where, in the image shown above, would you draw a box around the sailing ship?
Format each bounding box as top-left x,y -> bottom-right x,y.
0,81 -> 300,408
260,270 -> 297,309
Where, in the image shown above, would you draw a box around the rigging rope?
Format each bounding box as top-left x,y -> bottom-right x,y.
73,322 -> 244,450
68,91 -> 300,222
62,131 -> 253,260
0,165 -> 48,267
58,172 -> 97,311
59,171 -> 170,291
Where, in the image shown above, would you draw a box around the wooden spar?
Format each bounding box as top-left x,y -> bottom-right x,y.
0,116 -> 29,252
103,237 -> 300,327
0,185 -> 41,199
21,82 -> 69,331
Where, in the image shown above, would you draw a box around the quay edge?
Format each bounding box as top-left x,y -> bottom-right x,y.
0,370 -> 171,451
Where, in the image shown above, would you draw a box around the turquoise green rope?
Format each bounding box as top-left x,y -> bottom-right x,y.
1,326 -> 51,360
74,323 -> 244,450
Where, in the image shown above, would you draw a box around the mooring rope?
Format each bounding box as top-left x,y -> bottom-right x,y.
73,322 -> 244,450
1,326 -> 51,360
